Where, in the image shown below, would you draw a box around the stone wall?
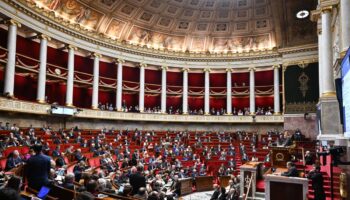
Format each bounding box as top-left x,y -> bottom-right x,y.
0,111 -> 283,133
284,113 -> 318,139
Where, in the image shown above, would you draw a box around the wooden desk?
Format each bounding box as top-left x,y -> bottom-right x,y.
179,178 -> 192,195
264,173 -> 308,200
196,176 -> 214,192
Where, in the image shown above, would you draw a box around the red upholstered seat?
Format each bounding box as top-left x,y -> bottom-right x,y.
0,158 -> 7,171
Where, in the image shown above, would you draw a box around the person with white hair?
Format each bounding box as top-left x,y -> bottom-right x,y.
5,150 -> 23,171
62,173 -> 75,190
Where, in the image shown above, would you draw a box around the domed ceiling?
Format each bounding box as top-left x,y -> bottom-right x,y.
31,0 -> 317,54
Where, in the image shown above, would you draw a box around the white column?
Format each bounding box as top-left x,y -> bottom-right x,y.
321,7 -> 335,96
3,20 -> 20,97
116,59 -> 124,111
139,63 -> 146,112
204,68 -> 210,115
36,35 -> 50,103
65,45 -> 76,106
340,0 -> 350,53
317,21 -> 323,97
91,53 -> 101,109
249,67 -> 255,114
182,68 -> 189,114
226,69 -> 232,114
273,65 -> 280,114
161,66 -> 167,114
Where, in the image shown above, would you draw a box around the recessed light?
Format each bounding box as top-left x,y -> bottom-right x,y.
296,10 -> 309,19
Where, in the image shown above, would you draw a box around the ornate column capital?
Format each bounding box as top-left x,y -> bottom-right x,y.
248,67 -> 256,72
226,68 -> 233,73
66,44 -> 78,51
160,65 -> 168,70
91,53 -> 102,58
5,19 -> 21,27
182,68 -> 189,72
321,5 -> 333,13
273,64 -> 280,69
117,58 -> 125,64
203,68 -> 211,73
38,34 -> 51,41
140,63 -> 147,68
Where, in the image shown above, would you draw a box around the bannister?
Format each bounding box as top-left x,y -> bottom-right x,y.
0,97 -> 284,123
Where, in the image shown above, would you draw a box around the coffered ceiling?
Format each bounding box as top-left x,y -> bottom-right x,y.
31,0 -> 317,53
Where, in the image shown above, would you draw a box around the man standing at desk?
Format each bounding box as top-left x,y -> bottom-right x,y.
281,162 -> 299,177
307,165 -> 325,200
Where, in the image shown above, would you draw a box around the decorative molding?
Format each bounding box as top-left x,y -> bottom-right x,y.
38,34 -> 51,41
0,0 -> 318,67
140,63 -> 147,68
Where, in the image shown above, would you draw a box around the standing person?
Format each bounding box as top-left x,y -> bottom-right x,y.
210,184 -> 220,200
307,165 -> 326,200
129,166 -> 146,195
25,144 -> 52,190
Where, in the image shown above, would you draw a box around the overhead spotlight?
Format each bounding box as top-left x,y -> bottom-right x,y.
296,10 -> 309,19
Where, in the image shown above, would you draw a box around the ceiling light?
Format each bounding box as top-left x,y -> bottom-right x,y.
296,10 -> 309,19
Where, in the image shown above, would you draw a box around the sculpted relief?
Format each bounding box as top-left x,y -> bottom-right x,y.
33,0 -> 103,29
127,26 -> 185,50
212,34 -> 271,52
105,19 -> 126,39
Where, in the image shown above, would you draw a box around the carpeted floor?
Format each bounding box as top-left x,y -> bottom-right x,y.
181,191 -> 214,200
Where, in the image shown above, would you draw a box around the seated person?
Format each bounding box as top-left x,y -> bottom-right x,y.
62,173 -> 75,190
74,149 -> 85,162
133,187 -> 148,200
5,150 -> 23,171
281,162 -> 299,177
73,161 -> 89,182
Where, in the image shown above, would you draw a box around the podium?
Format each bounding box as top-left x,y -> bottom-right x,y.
239,162 -> 263,199
264,174 -> 308,200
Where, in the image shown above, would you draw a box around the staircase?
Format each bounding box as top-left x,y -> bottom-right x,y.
306,166 -> 342,200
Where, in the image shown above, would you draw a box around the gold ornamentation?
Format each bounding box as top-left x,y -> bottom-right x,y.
2,0 -> 318,62
275,153 -> 285,161
340,172 -> 347,198
321,91 -> 336,97
298,72 -> 309,98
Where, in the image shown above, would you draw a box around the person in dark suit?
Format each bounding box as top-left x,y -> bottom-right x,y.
5,150 -> 23,171
305,151 -> 314,165
52,145 -> 62,158
25,144 -> 52,190
170,175 -> 181,197
281,162 -> 299,177
307,165 -> 326,200
210,184 -> 220,200
129,166 -> 146,195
